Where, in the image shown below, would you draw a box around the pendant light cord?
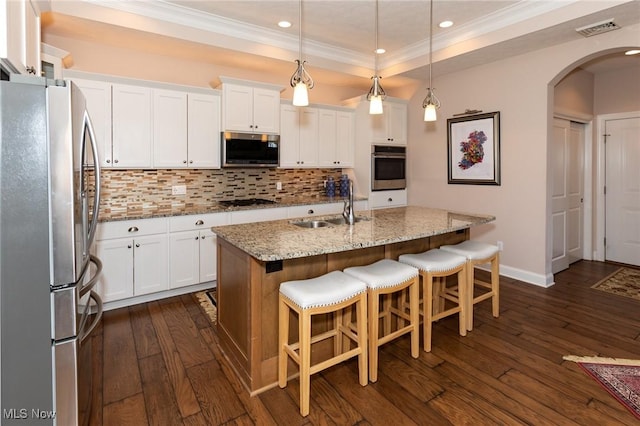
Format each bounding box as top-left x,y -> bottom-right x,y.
299,0 -> 303,60
428,0 -> 433,90
375,0 -> 379,74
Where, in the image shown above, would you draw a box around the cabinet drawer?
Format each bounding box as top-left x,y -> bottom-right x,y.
169,212 -> 230,232
369,190 -> 407,209
287,203 -> 342,219
96,217 -> 168,240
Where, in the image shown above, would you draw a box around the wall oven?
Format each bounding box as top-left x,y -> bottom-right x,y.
371,145 -> 406,191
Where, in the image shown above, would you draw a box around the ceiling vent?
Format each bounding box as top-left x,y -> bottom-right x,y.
576,19 -> 620,37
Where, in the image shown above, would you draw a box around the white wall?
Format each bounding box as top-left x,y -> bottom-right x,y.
406,23 -> 640,286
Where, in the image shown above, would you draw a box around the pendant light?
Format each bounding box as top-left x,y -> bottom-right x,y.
290,0 -> 313,106
366,0 -> 385,115
423,0 -> 441,121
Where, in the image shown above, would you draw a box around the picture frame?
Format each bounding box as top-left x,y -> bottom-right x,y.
447,111 -> 501,185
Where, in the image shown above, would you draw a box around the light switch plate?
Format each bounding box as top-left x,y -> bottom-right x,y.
172,185 -> 187,195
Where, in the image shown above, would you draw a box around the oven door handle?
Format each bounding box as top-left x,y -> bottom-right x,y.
79,290 -> 103,344
372,154 -> 406,159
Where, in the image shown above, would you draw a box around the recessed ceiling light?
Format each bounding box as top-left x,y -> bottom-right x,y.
278,20 -> 292,28
625,49 -> 640,55
439,20 -> 453,28
375,48 -> 386,54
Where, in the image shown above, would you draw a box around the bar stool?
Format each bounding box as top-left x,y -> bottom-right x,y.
278,270 -> 368,417
398,249 -> 468,352
343,259 -> 420,382
440,240 -> 499,331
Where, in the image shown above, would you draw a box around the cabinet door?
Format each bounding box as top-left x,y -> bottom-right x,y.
169,230 -> 200,289
223,84 -> 253,132
0,0 -> 39,74
94,239 -> 134,302
369,189 -> 407,209
134,234 -> 169,296
112,84 -> 152,168
188,93 -> 221,168
317,109 -> 337,167
298,107 -> 318,167
252,87 -> 280,134
387,103 -> 407,145
153,89 -> 188,167
335,111 -> 355,167
73,79 -> 112,167
199,229 -> 217,282
279,104 -> 300,168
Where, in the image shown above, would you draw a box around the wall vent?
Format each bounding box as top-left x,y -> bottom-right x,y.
576,19 -> 620,37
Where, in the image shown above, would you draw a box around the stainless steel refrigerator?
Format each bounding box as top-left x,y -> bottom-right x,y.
0,75 -> 103,425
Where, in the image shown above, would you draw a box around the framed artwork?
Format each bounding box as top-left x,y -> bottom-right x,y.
447,111 -> 501,185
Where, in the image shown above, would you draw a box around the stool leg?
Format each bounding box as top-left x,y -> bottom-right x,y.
368,288 -> 379,382
278,296 -> 289,388
382,293 -> 392,336
356,292 -> 368,386
423,272 -> 434,352
466,261 -> 475,331
458,267 -> 468,337
491,254 -> 500,318
409,276 -> 419,359
299,310 -> 311,417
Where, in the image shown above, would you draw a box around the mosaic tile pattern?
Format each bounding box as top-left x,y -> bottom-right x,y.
212,206 -> 496,261
96,168 -> 344,220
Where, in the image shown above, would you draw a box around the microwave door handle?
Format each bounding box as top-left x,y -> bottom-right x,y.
79,290 -> 103,344
84,110 -> 101,249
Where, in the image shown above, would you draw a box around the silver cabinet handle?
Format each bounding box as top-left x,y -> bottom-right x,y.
183,160 -> 187,164
195,236 -> 199,240
201,235 -> 205,240
127,244 -> 132,249
106,159 -> 111,164
388,198 -> 393,202
195,220 -> 204,226
128,226 -> 139,232
135,243 -> 140,248
308,209 -> 314,214
114,159 -> 119,164
189,160 -> 193,164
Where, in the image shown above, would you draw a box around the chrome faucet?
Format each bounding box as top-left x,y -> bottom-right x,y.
342,179 -> 355,225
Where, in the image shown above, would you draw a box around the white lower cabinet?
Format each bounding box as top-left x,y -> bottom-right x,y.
94,218 -> 169,303
369,189 -> 407,209
168,213 -> 229,289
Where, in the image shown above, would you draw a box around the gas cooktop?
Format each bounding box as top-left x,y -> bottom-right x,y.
218,198 -> 277,207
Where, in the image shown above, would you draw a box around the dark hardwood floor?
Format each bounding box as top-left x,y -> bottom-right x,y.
90,260 -> 640,425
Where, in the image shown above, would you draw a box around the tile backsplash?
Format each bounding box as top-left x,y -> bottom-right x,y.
98,168 -> 344,219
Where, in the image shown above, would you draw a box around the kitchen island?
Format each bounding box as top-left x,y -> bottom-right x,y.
212,206 -> 495,395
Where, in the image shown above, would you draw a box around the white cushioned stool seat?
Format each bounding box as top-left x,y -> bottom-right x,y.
278,270 -> 368,416
439,240 -> 500,331
439,240 -> 498,260
280,270 -> 367,309
398,249 -> 468,352
343,259 -> 420,382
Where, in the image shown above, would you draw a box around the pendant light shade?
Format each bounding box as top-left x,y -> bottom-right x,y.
422,0 -> 441,121
290,0 -> 313,106
366,0 -> 385,115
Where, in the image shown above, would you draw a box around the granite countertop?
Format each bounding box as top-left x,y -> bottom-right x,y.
212,206 -> 495,261
98,195 -> 364,222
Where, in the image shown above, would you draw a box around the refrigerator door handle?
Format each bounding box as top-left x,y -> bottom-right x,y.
83,109 -> 101,251
80,290 -> 103,344
80,254 -> 102,298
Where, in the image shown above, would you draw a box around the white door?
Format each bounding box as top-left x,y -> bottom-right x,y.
551,118 -> 585,273
605,117 -> 640,266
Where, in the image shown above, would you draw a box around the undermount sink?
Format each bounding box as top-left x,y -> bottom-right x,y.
324,216 -> 370,225
291,220 -> 331,228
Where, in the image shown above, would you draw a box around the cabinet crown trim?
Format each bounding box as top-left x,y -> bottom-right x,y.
218,76 -> 284,92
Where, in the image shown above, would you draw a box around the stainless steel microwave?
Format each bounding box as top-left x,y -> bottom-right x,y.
221,132 -> 280,167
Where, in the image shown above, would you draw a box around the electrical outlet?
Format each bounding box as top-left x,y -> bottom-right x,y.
276,181 -> 282,190
172,185 -> 187,195
497,241 -> 504,251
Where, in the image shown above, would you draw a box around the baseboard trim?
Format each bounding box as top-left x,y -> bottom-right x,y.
476,264 -> 554,288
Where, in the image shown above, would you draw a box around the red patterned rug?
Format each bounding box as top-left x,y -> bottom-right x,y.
564,355 -> 640,419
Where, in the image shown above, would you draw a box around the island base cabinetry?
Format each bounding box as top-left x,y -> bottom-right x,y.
216,229 -> 468,394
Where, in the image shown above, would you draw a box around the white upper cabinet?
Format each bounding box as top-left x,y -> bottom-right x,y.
371,100 -> 407,145
112,83 -> 153,168
318,108 -> 354,168
280,104 -> 318,168
153,89 -> 188,168
187,93 -> 221,168
220,77 -> 281,134
73,79 -> 113,168
0,0 -> 40,75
